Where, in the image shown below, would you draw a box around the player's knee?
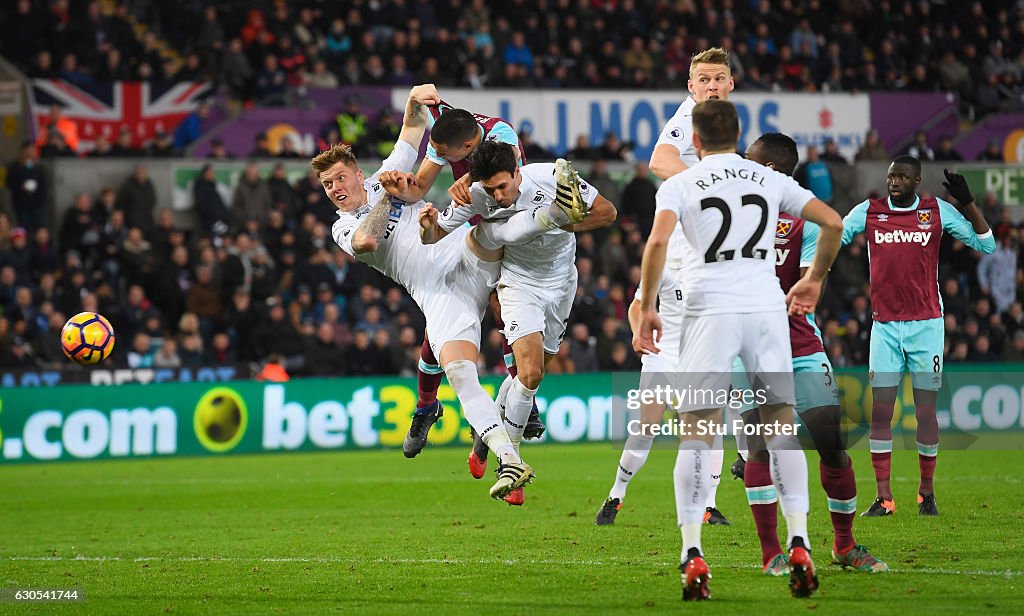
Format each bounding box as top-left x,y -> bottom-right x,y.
819,449 -> 849,469
517,367 -> 543,390
444,359 -> 479,390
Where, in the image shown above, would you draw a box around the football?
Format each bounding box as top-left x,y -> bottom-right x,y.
61,311 -> 116,365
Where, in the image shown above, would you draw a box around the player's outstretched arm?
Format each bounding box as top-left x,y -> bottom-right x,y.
941,169 -> 996,254
787,198 -> 843,316
351,190 -> 396,254
649,144 -> 688,180
398,86 -> 429,149
568,195 -> 617,232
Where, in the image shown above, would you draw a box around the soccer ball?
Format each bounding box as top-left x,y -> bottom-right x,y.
61,311 -> 116,365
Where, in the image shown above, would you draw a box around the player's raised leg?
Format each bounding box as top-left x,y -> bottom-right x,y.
438,339 -> 533,500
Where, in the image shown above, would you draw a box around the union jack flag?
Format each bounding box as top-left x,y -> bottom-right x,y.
30,80 -> 210,151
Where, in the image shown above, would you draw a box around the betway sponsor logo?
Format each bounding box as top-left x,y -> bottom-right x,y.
874,229 -> 932,245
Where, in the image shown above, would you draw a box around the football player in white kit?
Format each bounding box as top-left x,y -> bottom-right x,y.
635,100 -> 843,600
421,141 -> 617,505
595,47 -> 740,527
316,88 -> 570,501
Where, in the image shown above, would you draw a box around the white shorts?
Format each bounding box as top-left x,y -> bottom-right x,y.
498,267 -> 577,355
641,273 -> 684,373
421,235 -> 501,359
675,311 -> 795,413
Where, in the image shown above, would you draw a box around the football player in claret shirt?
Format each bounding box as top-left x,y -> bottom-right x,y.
841,157 -> 995,517
744,133 -> 887,575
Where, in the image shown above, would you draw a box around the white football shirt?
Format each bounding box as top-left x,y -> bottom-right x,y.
655,152 -> 816,316
654,97 -> 699,166
437,163 -> 599,287
331,140 -> 434,294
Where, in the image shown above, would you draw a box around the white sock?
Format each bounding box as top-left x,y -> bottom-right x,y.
705,436 -> 724,509
504,376 -> 536,453
674,439 -> 711,559
474,207 -> 558,250
495,374 -> 513,417
726,407 -> 748,458
445,359 -> 519,464
767,434 -> 810,550
609,432 -> 655,500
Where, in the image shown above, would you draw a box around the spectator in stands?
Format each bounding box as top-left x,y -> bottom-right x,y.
933,135 -> 964,161
519,129 -> 554,161
979,192 -> 1005,229
255,54 -> 288,106
56,53 -> 92,87
821,138 -> 848,164
35,104 -> 79,154
28,226 -> 58,279
336,96 -> 369,153
503,31 -> 534,73
208,139 -> 233,160
976,139 -> 1004,162
109,127 -> 142,157
231,164 -> 273,228
304,322 -> 345,375
794,145 -> 834,203
173,100 -> 210,152
620,162 -> 657,236
253,297 -> 305,371
192,165 -> 231,236
148,130 -> 179,157
978,226 -> 1018,315
597,132 -> 633,161
116,164 -> 157,233
7,140 -> 47,232
221,38 -> 254,103
587,160 -> 621,212
905,130 -> 935,161
566,134 -> 598,160
306,59 -> 339,88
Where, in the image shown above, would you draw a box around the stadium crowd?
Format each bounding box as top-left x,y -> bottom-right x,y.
2,135 -> 1023,375
3,0 -> 1023,121
2,0 -> 1024,376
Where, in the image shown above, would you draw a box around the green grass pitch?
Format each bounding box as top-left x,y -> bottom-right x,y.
3,443 -> 1022,614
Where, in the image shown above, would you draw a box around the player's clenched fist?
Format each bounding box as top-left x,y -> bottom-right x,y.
449,174 -> 474,207
418,203 -> 439,229
379,170 -> 417,196
409,84 -> 441,106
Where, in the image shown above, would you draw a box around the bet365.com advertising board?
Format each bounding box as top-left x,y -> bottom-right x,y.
1,369 -> 1022,464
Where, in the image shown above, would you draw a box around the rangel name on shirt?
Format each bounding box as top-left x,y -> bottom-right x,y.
694,168 -> 767,191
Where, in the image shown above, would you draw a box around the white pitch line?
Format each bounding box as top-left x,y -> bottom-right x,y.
4,555 -> 1021,577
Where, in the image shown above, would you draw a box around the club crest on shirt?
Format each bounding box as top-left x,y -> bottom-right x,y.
776,219 -> 793,237
532,191 -> 545,203
917,209 -> 932,227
